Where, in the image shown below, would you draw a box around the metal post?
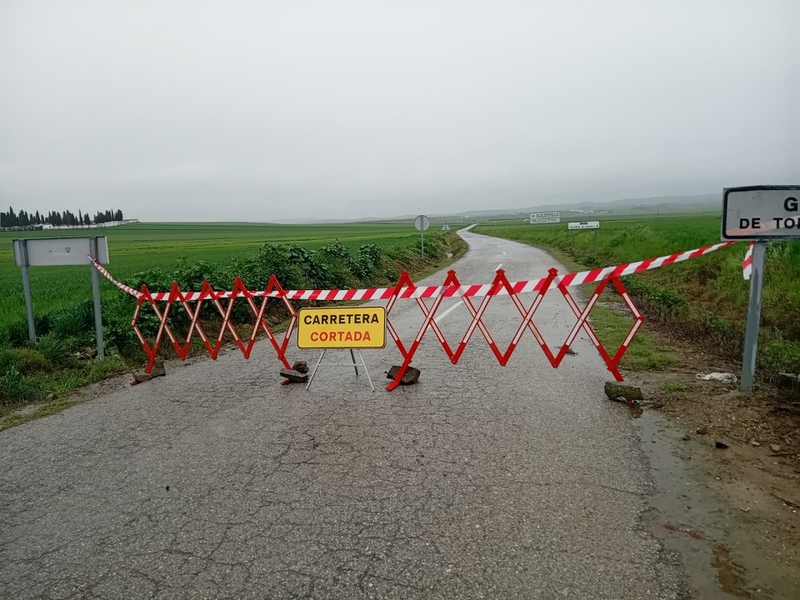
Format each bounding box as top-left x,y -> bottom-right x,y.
349,348 -> 359,377
89,237 -> 105,359
19,241 -> 37,344
306,349 -> 327,391
358,350 -> 375,392
594,229 -> 598,254
741,241 -> 767,392
421,231 -> 425,257
570,230 -> 574,252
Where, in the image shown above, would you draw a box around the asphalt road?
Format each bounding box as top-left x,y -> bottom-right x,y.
0,229 -> 686,599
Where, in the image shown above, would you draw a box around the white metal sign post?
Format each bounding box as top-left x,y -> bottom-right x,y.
722,185 -> 800,391
15,240 -> 36,344
568,221 -> 600,253
414,215 -> 430,256
89,237 -> 105,359
12,236 -> 110,358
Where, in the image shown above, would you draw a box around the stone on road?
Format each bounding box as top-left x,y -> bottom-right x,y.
604,381 -> 645,402
0,229 -> 685,599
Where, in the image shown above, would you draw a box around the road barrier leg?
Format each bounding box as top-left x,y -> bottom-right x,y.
555,276 -> 643,381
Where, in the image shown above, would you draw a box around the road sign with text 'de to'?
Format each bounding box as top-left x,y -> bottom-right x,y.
723,186 -> 800,240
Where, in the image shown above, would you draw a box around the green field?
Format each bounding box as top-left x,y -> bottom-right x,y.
0,221 -> 432,330
476,215 -> 800,377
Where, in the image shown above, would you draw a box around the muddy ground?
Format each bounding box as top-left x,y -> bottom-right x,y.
626,332 -> 800,599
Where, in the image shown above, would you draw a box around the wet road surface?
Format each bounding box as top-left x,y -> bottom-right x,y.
0,229 -> 686,599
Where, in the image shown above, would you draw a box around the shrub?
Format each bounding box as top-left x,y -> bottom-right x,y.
172,257 -> 228,291
129,267 -> 172,292
236,244 -> 305,291
352,243 -> 383,280
286,244 -> 336,289
102,296 -> 141,356
315,257 -> 355,290
316,242 -> 357,289
415,233 -> 445,259
317,241 -> 350,261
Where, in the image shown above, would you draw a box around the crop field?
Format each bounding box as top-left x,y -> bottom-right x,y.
0,221 -> 442,331
476,215 -> 800,375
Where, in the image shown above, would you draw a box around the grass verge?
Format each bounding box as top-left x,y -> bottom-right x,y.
0,398 -> 81,432
523,233 -> 676,372
590,305 -> 677,371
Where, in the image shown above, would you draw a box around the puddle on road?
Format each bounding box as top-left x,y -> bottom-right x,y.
712,546 -> 751,599
631,407 -> 765,600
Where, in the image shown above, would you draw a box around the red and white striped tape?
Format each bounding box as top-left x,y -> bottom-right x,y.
88,240 -> 744,301
742,241 -> 755,281
88,256 -> 143,298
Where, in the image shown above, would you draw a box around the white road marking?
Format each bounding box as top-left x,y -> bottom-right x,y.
503,251 -> 506,256
433,258 -> 503,325
434,302 -> 463,323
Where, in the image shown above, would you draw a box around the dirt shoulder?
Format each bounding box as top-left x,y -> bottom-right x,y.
626,327 -> 800,599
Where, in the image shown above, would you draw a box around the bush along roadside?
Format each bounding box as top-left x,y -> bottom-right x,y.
0,231 -> 467,409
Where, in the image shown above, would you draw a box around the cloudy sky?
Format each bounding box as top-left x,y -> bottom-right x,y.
1,1 -> 797,222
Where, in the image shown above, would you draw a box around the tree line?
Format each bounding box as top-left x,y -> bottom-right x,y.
0,207 -> 124,228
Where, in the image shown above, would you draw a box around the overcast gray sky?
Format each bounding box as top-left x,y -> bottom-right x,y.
1,1 -> 797,222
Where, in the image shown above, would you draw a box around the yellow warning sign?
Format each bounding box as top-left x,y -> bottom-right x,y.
297,306 -> 386,349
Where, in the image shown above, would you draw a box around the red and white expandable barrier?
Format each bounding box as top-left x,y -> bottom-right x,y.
87,240 -> 748,390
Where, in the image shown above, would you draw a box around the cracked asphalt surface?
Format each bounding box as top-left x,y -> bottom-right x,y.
0,229 -> 686,599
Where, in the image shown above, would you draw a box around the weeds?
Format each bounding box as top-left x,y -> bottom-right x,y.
37,333 -> 69,363
662,382 -> 688,392
589,306 -> 677,371
87,355 -> 127,382
1,398 -> 80,431
0,367 -> 40,405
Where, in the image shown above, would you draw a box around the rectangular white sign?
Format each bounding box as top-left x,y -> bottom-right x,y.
723,186 -> 800,240
13,237 -> 110,267
568,221 -> 600,230
530,212 -> 560,224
